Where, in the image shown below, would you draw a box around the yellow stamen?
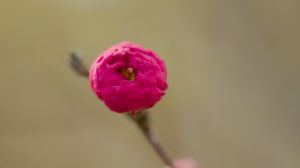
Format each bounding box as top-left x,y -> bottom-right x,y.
121,67 -> 135,81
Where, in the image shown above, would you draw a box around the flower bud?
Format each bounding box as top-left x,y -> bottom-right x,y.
89,42 -> 168,113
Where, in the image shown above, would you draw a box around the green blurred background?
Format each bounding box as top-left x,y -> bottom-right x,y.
0,0 -> 299,168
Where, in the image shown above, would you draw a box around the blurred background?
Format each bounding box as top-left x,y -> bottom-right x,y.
0,0 -> 299,168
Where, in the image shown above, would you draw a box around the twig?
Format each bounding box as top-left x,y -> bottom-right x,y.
128,112 -> 173,167
69,52 -> 173,167
69,51 -> 89,77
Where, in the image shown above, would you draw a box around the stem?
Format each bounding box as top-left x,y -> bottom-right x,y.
69,51 -> 89,77
69,53 -> 173,167
128,112 -> 173,167
143,131 -> 173,167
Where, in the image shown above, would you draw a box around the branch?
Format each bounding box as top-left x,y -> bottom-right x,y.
69,52 -> 173,167
69,51 -> 89,78
128,112 -> 173,167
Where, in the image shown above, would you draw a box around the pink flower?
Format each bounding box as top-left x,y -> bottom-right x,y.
173,159 -> 198,168
165,158 -> 199,168
89,41 -> 168,113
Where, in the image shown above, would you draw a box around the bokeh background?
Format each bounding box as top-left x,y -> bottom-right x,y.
0,0 -> 299,168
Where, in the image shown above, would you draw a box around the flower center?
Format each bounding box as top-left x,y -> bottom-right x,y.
121,67 -> 135,81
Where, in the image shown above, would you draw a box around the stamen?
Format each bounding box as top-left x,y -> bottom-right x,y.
127,67 -> 133,73
121,67 -> 136,81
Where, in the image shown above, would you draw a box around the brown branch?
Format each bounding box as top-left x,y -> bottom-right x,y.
69,52 -> 173,167
128,112 -> 173,167
69,51 -> 89,77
